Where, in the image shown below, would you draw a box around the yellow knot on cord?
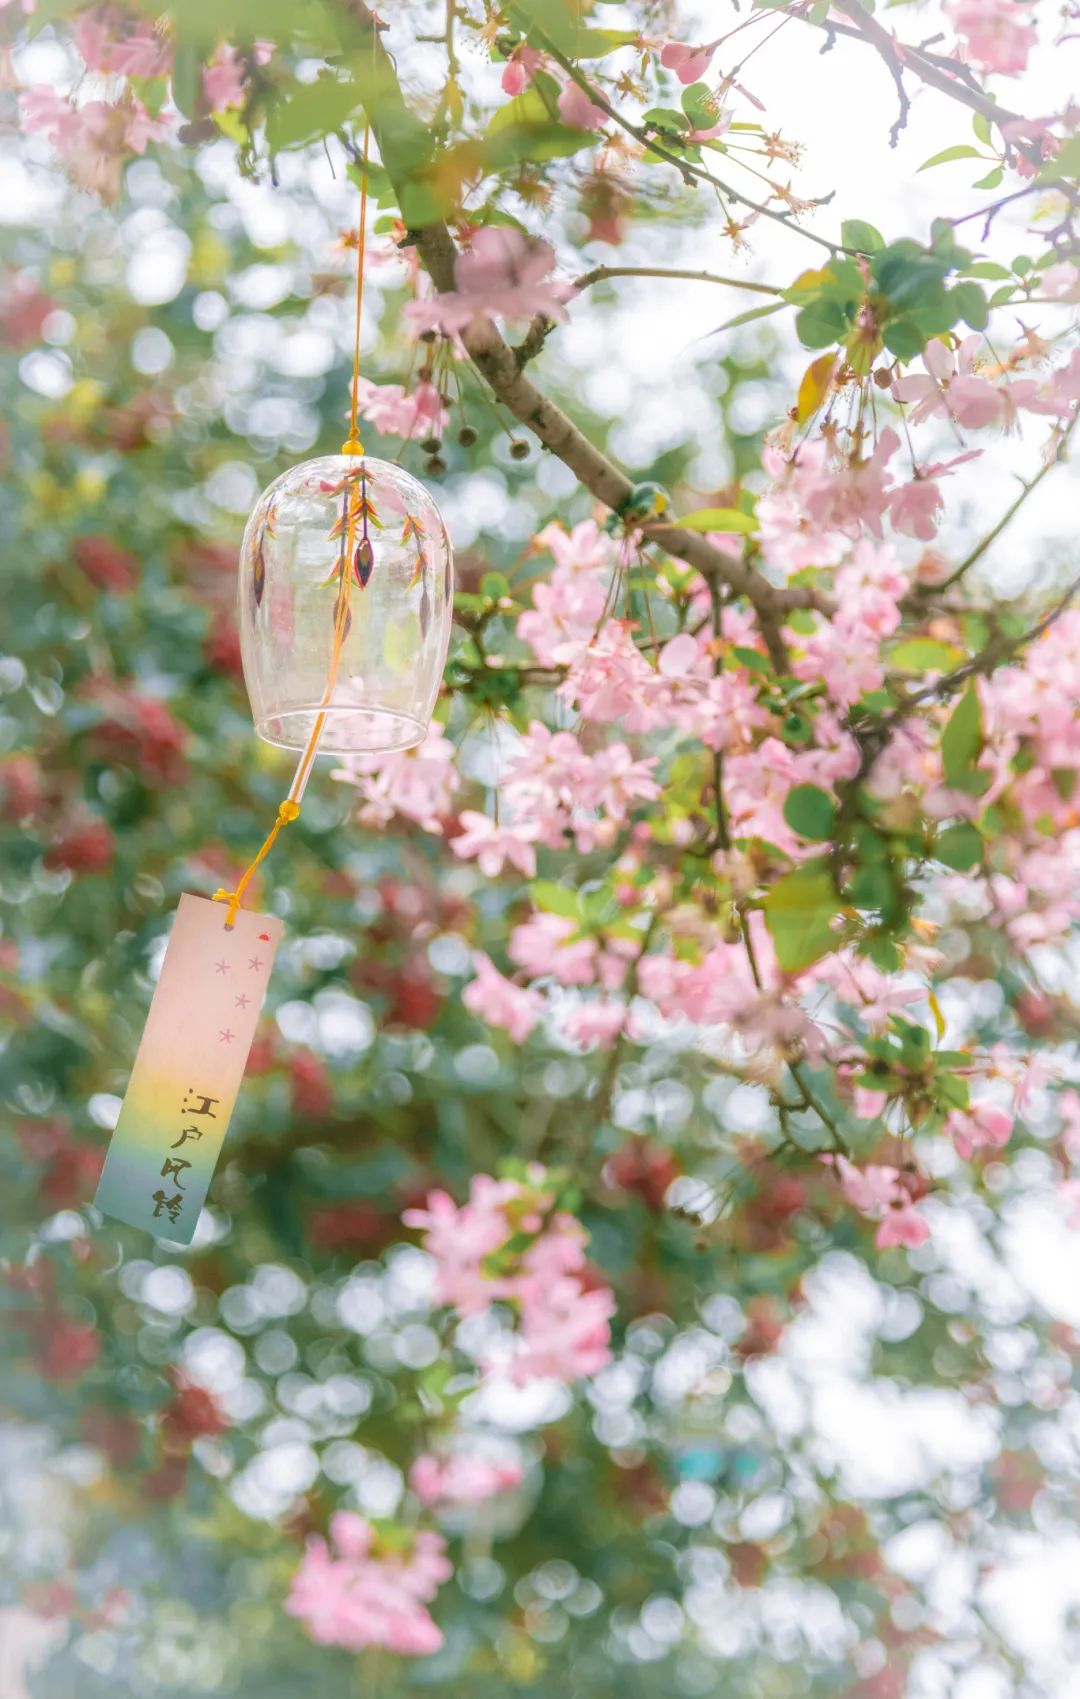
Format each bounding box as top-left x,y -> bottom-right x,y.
213,799 -> 301,930
341,436 -> 365,457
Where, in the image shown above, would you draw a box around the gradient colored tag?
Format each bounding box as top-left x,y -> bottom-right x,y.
94,894 -> 282,1243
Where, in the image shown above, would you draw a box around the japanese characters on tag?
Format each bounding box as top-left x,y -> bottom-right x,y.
94,894 -> 282,1243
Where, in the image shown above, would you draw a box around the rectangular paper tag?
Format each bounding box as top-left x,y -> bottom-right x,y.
94,894 -> 283,1243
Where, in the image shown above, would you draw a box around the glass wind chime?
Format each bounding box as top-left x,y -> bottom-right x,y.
95,130 -> 454,1242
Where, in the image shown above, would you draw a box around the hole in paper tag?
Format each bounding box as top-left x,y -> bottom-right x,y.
93,893 -> 283,1244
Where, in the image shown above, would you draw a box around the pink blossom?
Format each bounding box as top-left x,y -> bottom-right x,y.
516,563 -> 609,667
793,612 -> 887,707
409,1452 -> 523,1507
352,377 -> 449,441
406,228 -> 576,336
508,1278 -> 615,1384
892,337 -> 1005,430
887,473 -> 945,541
1058,1087 -> 1080,1158
404,1175 -> 522,1312
1059,1179 -> 1080,1229
533,519 -> 615,576
875,1206 -> 931,1250
501,44 -> 544,95
757,432 -> 900,573
405,1168 -> 614,1387
660,40 -> 718,84
502,722 -> 659,842
509,912 -> 597,986
286,1512 -> 451,1656
557,78 -> 607,131
854,1087 -> 889,1120
71,7 -> 172,78
558,998 -> 628,1050
829,1155 -> 930,1248
1041,262 -> 1080,301
946,1099 -> 1015,1159
201,41 -> 272,111
451,810 -> 538,879
560,621 -> 668,729
946,0 -> 1038,76
462,952 -> 542,1043
333,725 -> 459,834
18,88 -> 168,199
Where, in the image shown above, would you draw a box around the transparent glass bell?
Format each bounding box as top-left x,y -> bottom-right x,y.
238,454 -> 453,755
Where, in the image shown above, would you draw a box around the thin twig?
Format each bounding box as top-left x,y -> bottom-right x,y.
574,265 -> 783,296
536,31 -> 849,258
925,415 -> 1077,599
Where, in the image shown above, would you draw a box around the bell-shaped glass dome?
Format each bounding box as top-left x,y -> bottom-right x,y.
238,454 -> 453,755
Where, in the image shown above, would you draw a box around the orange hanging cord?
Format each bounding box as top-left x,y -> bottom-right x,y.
213,122 -> 372,931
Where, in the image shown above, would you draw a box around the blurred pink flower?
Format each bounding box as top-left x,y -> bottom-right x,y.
286,1512 -> 451,1656
875,1206 -> 931,1250
409,1452 -> 524,1507
946,1099 -> 1015,1159
200,42 -> 271,112
18,87 -> 168,199
946,0 -> 1037,75
333,725 -> 460,835
352,377 -> 449,441
405,228 -> 576,336
509,912 -> 597,987
451,811 -> 538,879
71,7 -> 171,77
660,40 -> 718,84
557,78 -> 606,130
405,1168 -> 614,1385
509,1278 -> 616,1383
501,45 -> 543,95
461,952 -> 542,1043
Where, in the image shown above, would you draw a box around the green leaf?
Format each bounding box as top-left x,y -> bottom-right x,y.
840,218 -> 885,252
716,301 -> 785,333
266,70 -> 362,151
962,261 -> 1012,281
882,319 -> 926,360
559,25 -> 639,55
676,507 -> 757,534
795,299 -> 851,349
782,785 -> 837,843
918,144 -> 985,171
935,822 -> 983,871
950,280 -> 989,330
171,40 -> 204,119
681,82 -> 718,131
763,860 -> 841,974
531,881 -> 583,921
888,637 -> 965,672
941,683 -> 983,786
485,89 -> 596,161
973,167 -> 1005,190
732,646 -> 770,675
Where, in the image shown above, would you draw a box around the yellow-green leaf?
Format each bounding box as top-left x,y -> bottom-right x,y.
676,507 -> 757,535
796,353 -> 837,424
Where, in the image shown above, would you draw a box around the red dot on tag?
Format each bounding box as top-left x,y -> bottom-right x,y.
258,933 -> 270,941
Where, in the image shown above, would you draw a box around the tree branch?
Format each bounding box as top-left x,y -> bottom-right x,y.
346,12 -> 826,670
820,0 -> 1043,164
912,414 -> 1078,604
574,265 -> 783,296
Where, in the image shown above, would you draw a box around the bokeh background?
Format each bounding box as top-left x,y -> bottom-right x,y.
4,5 -> 1080,1697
